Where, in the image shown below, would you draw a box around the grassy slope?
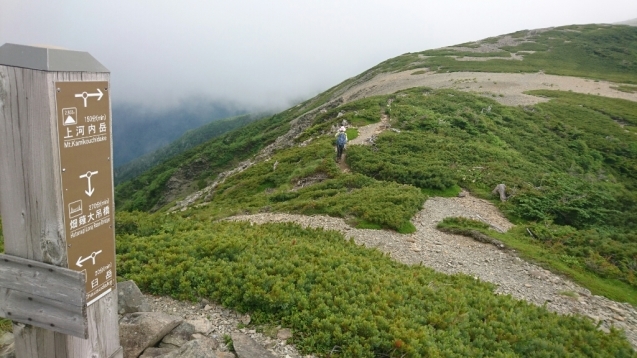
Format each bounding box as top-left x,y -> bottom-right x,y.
114,110 -> 294,212
346,88 -> 637,298
114,113 -> 265,185
370,24 -> 637,84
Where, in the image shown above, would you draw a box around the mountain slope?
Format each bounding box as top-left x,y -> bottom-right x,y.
111,23 -> 637,356
114,113 -> 266,185
370,24 -> 637,84
115,24 -> 637,214
617,18 -> 637,26
112,99 -> 247,166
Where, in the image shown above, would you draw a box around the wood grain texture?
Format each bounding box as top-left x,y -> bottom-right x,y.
0,66 -> 121,357
0,253 -> 87,338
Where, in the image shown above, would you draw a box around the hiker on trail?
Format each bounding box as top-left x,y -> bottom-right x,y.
335,126 -> 348,161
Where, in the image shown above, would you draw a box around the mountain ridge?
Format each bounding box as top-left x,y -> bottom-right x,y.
109,23 -> 637,355
129,23 -> 637,214
114,112 -> 268,185
616,18 -> 637,26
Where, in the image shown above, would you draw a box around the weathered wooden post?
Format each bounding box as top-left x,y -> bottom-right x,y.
0,44 -> 121,358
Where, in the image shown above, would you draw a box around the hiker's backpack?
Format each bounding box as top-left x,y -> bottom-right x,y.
337,132 -> 347,146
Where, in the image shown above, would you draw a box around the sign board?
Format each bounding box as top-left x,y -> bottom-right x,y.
55,81 -> 115,306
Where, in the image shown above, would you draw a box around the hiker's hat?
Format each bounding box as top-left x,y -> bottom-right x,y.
339,126 -> 345,132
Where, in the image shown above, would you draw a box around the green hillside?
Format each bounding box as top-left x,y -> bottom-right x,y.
151,88 -> 637,298
116,213 -> 635,357
114,113 -> 266,185
371,24 -> 637,84
116,110 -> 637,355
114,108 -> 301,212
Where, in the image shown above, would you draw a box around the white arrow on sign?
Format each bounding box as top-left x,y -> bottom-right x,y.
79,170 -> 98,197
75,88 -> 103,107
76,250 -> 102,268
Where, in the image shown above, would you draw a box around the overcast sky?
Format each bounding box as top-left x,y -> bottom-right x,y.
1,0 -> 636,111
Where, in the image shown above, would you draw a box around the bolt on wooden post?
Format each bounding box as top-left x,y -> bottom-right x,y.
0,44 -> 121,358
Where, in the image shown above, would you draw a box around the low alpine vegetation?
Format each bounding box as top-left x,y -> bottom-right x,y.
117,215 -> 636,357
344,88 -> 637,295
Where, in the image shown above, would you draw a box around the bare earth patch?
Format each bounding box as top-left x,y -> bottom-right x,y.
348,113 -> 390,146
341,70 -> 637,107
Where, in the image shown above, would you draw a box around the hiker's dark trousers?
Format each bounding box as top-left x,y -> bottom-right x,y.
337,144 -> 345,160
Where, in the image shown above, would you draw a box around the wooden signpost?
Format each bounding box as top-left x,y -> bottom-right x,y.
0,44 -> 121,358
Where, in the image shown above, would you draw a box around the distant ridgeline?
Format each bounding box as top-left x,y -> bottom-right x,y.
112,24 -> 637,356
371,24 -> 637,84
114,113 -> 266,185
112,100 -> 248,167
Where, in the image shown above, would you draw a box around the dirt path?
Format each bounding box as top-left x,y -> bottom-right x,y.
336,154 -> 350,172
349,113 -> 390,146
227,194 -> 637,349
341,70 -> 637,107
336,111 -> 391,173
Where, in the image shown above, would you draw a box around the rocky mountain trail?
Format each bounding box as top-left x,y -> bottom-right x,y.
0,280 -> 315,358
335,103 -> 391,173
342,70 -> 637,107
226,192 -> 637,350
348,112 -> 390,147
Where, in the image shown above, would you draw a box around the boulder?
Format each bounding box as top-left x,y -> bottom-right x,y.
158,337 -> 227,358
231,333 -> 276,358
240,314 -> 250,325
186,319 -> 212,335
139,347 -> 176,358
159,321 -> 195,349
118,280 -> 151,314
120,312 -> 183,358
277,328 -> 292,340
492,184 -> 507,201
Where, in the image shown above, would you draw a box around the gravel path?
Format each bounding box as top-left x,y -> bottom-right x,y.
341,70 -> 637,107
227,193 -> 637,349
348,113 -> 389,146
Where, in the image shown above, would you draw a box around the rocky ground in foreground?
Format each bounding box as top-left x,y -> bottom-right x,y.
140,293 -> 314,358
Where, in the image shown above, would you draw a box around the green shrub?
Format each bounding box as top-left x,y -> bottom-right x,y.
274,177 -> 426,231
117,219 -> 635,357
